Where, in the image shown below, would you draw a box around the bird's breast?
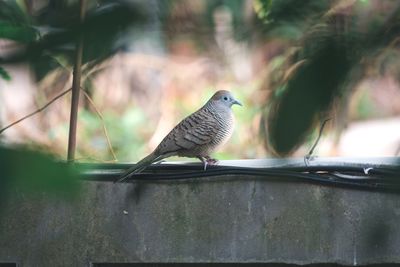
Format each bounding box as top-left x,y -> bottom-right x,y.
210,110 -> 234,148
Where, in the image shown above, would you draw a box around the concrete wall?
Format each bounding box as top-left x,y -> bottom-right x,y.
1,176 -> 400,266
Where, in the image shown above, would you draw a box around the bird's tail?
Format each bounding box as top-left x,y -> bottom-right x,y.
115,152 -> 161,183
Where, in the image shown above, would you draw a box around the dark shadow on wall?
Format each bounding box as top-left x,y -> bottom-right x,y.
92,263 -> 400,267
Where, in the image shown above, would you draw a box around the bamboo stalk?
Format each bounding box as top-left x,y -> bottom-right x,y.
67,0 -> 86,161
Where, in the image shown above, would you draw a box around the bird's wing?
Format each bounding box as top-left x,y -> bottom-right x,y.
156,110 -> 219,154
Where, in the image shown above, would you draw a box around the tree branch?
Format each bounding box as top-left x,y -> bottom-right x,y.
80,88 -> 117,162
0,88 -> 72,135
304,118 -> 331,165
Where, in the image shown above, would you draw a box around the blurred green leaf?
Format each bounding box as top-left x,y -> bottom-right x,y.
0,0 -> 30,24
258,0 -> 329,24
30,54 -> 63,82
0,21 -> 37,42
0,146 -> 80,196
0,66 -> 11,81
268,37 -> 354,155
0,0 -> 146,81
262,0 -> 400,155
81,2 -> 145,65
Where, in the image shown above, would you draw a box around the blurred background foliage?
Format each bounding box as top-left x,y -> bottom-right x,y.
0,0 -> 400,172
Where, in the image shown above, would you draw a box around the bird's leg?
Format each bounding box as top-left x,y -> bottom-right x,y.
197,156 -> 208,171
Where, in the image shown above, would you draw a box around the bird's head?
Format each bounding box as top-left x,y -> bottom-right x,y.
210,90 -> 242,108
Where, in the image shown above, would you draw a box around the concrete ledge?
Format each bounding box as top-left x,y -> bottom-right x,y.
1,171 -> 400,266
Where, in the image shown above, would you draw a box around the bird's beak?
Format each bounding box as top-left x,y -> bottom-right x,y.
232,99 -> 242,106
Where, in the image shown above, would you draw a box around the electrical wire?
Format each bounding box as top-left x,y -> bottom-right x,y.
76,161 -> 400,192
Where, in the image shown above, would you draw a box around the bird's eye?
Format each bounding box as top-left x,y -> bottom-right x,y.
223,97 -> 228,101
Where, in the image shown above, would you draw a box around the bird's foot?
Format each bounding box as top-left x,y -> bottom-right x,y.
203,156 -> 218,170
206,158 -> 218,165
198,156 -> 218,171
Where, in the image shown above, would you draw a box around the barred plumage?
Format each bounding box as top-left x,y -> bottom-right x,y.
115,90 -> 242,182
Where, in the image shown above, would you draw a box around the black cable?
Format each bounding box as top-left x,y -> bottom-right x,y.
76,162 -> 400,192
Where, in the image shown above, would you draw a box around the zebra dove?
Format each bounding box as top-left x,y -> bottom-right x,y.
115,90 -> 242,182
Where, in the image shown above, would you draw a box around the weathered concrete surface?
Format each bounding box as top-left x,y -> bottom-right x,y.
1,177 -> 400,266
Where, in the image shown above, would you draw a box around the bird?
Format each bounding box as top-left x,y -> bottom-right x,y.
115,90 -> 242,183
